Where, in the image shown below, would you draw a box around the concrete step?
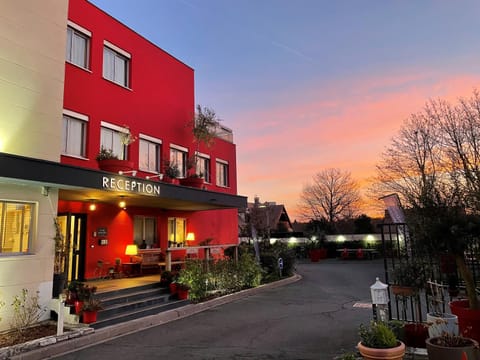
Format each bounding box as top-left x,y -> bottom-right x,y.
88,282 -> 189,329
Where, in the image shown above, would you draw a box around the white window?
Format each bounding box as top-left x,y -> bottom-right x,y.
167,218 -> 186,247
103,41 -> 130,87
62,110 -> 88,158
133,216 -> 157,248
100,125 -> 127,160
170,146 -> 188,178
196,155 -> 210,183
66,22 -> 90,69
139,136 -> 161,173
0,201 -> 35,255
216,160 -> 229,187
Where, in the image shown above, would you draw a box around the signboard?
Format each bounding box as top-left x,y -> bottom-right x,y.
97,227 -> 107,236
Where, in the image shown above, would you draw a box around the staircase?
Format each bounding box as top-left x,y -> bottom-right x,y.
90,282 -> 189,329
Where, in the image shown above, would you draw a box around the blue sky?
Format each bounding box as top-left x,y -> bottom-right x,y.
90,0 -> 480,219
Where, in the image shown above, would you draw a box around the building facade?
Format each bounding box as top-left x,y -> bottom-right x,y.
0,0 -> 245,330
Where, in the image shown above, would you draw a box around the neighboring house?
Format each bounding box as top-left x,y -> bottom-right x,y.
0,0 -> 246,330
239,197 -> 304,243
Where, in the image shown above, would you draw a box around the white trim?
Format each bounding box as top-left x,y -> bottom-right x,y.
170,143 -> 188,152
216,158 -> 228,165
67,20 -> 91,37
140,133 -> 162,144
63,109 -> 89,122
103,40 -> 131,59
196,151 -> 210,159
100,121 -> 127,133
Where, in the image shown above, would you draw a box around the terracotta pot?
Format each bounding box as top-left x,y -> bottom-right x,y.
82,310 -> 98,324
357,341 -> 405,360
98,159 -> 134,173
426,336 -> 479,360
450,299 -> 480,343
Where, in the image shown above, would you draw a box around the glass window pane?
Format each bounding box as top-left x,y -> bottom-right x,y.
103,47 -> 114,80
0,202 -> 33,254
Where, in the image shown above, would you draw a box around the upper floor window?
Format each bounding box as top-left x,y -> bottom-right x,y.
216,159 -> 229,187
196,154 -> 210,183
103,41 -> 130,88
100,122 -> 129,160
170,145 -> 188,178
62,110 -> 88,158
66,21 -> 90,69
0,201 -> 35,255
139,135 -> 161,173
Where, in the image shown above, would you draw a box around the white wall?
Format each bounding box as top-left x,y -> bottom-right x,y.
0,0 -> 68,161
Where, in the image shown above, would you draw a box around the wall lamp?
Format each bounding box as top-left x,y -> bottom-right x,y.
146,173 -> 164,180
118,170 -> 137,176
119,196 -> 127,209
88,200 -> 97,211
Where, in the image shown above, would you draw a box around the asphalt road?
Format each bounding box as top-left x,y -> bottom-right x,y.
54,259 -> 385,360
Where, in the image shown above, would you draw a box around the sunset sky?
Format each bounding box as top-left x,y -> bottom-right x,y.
90,0 -> 480,220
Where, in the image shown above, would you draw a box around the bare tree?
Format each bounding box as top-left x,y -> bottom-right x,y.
373,92 -> 480,309
299,168 -> 360,224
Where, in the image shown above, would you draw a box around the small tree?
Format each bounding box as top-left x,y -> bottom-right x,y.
187,105 -> 221,177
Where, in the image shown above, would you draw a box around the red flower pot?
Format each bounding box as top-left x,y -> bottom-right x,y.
82,310 -> 98,324
74,300 -> 84,315
179,177 -> 204,188
450,299 -> 480,343
169,282 -> 177,295
177,288 -> 189,300
98,159 -> 134,173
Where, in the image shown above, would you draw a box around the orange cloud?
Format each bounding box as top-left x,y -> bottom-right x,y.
235,70 -> 480,221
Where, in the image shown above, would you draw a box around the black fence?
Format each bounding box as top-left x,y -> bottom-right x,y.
379,223 -> 480,322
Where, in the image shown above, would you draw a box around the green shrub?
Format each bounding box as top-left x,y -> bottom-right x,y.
359,321 -> 398,349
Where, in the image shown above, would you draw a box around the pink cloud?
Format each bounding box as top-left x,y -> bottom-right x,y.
234,70 -> 480,221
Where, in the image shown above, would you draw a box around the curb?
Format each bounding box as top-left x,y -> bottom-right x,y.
12,274 -> 301,360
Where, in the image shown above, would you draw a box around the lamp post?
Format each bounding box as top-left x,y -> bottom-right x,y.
370,277 -> 389,322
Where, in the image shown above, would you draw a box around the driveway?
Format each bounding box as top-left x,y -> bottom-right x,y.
51,259 -> 385,360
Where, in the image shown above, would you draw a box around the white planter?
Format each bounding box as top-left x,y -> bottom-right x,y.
427,312 -> 459,338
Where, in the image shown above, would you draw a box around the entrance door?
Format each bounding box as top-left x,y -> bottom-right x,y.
57,213 -> 86,282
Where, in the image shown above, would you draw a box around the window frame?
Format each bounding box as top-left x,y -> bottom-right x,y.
0,200 -> 36,255
167,217 -> 186,247
139,134 -> 162,173
66,21 -> 91,70
100,122 -> 130,160
216,159 -> 229,187
103,40 -> 131,88
62,109 -> 88,158
196,152 -> 211,183
170,145 -> 188,178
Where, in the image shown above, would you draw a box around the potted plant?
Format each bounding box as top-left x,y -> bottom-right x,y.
163,159 -> 180,183
357,321 -> 406,360
81,297 -> 103,324
425,332 -> 479,360
96,125 -> 136,172
390,259 -> 428,297
426,280 -> 459,338
181,105 -> 220,187
52,218 -> 68,298
176,283 -> 190,300
75,283 -> 97,315
408,207 -> 480,343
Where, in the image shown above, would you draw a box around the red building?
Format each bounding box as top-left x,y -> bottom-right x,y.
0,0 -> 245,315
58,0 -> 245,280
